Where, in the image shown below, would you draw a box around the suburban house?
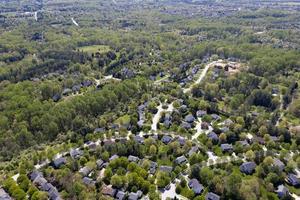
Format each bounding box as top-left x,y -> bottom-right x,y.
240,162 -> 256,175
188,179 -> 204,195
286,173 -> 300,186
175,155 -> 187,165
221,143 -> 233,152
0,188 -> 12,200
205,192 -> 220,200
275,185 -> 289,198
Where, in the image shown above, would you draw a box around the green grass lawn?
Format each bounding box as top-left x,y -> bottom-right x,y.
77,45 -> 111,54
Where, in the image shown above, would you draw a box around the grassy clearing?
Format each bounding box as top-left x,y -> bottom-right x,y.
77,45 -> 111,54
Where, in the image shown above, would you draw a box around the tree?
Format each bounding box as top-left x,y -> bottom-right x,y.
225,172 -> 242,199
111,175 -> 124,188
32,191 -> 48,200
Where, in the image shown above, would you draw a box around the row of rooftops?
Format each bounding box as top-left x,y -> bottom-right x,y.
101,185 -> 143,200
29,171 -> 61,200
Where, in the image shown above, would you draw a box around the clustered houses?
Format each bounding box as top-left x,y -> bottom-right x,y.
52,79 -> 94,102
3,95 -> 300,199
29,171 -> 61,200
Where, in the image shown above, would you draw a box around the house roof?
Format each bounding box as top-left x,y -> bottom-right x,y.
185,114 -> 195,123
273,158 -> 285,171
175,155 -> 187,165
101,185 -> 117,197
134,135 -> 144,144
29,170 -> 43,181
188,179 -> 204,195
128,192 -> 139,200
181,121 -> 192,129
82,177 -> 95,186
177,137 -> 186,146
109,154 -> 119,161
116,191 -> 126,200
70,148 -> 83,159
79,166 -> 92,177
205,192 -> 220,200
196,110 -> 207,117
53,157 -> 66,168
161,135 -> 173,144
0,188 -> 12,200
287,173 -> 300,186
96,159 -> 104,168
238,140 -> 249,146
128,155 -> 140,163
275,185 -> 289,198
159,165 -> 173,173
220,143 -> 233,151
188,146 -> 199,157
240,162 -> 256,174
208,132 -> 219,141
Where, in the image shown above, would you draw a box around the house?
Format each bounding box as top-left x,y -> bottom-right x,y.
188,179 -> 204,195
205,192 -> 220,200
79,166 -> 92,177
128,192 -> 139,200
286,173 -> 300,186
48,189 -> 61,200
52,157 -> 66,168
275,185 -> 289,198
240,162 -> 256,175
188,146 -> 199,157
159,165 -> 173,173
196,110 -> 207,117
70,148 -> 83,159
185,114 -> 195,123
211,114 -> 221,121
128,155 -> 140,163
101,185 -> 117,197
181,122 -> 192,129
273,158 -> 285,171
33,176 -> 48,187
82,177 -> 95,186
137,120 -> 144,128
175,155 -> 187,165
221,144 -> 233,152
207,132 -> 219,142
96,159 -> 105,169
177,137 -> 186,146
109,154 -> 119,161
238,140 -> 249,147
94,127 -> 105,133
223,119 -> 234,126
116,191 -> 126,200
72,84 -> 81,93
82,80 -> 93,87
0,188 -> 12,200
29,170 -> 43,181
161,135 -> 173,144
149,161 -> 158,174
